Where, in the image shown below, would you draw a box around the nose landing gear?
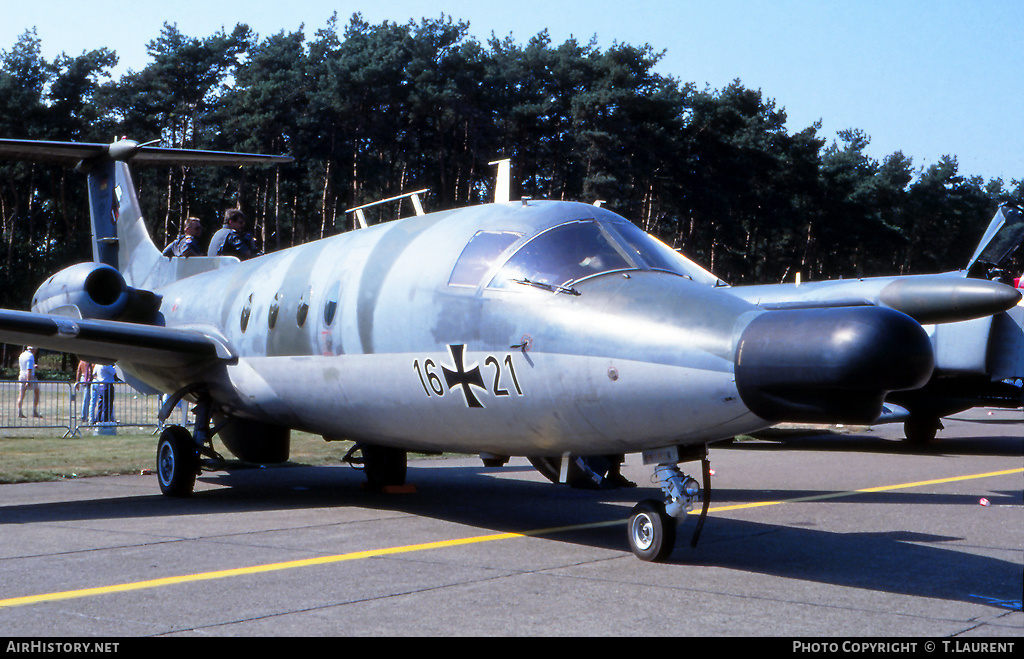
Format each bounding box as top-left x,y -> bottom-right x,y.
627,445 -> 712,562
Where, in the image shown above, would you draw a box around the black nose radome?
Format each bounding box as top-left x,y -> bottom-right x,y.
735,307 -> 934,424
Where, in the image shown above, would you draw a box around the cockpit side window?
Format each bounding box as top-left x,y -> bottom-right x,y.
449,230 -> 523,287
608,219 -> 724,286
968,205 -> 1024,279
489,220 -> 634,290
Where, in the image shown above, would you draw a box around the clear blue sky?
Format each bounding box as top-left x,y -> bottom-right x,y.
3,0 -> 1022,184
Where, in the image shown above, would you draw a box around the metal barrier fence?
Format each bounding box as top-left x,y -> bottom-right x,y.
0,380 -> 192,436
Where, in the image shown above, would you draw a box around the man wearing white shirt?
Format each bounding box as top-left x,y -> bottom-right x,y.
17,346 -> 40,418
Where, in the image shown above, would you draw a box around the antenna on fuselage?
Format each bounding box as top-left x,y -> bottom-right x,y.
344,189 -> 429,229
489,159 -> 511,203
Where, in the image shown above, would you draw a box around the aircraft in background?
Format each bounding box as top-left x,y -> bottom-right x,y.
728,205 -> 1024,443
0,138 -> 1017,562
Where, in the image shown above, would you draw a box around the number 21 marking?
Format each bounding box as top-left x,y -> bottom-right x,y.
415,351 -> 523,400
485,355 -> 522,396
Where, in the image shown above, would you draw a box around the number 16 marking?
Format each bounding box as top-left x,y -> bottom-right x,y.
415,352 -> 523,400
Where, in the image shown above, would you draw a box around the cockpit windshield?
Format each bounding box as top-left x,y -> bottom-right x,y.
606,219 -> 723,286
489,220 -> 633,291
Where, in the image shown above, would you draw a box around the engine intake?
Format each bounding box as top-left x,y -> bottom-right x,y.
735,307 -> 934,424
31,262 -> 159,322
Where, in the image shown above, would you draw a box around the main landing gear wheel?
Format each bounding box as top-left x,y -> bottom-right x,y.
903,416 -> 941,444
157,425 -> 200,497
628,500 -> 676,562
360,445 -> 409,490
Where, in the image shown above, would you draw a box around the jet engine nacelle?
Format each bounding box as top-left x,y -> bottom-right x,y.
735,306 -> 934,424
31,262 -> 159,322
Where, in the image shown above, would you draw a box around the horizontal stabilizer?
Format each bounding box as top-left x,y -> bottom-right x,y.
0,308 -> 233,368
0,138 -> 292,169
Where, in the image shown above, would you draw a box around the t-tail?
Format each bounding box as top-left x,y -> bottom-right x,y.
0,137 -> 291,320
966,204 -> 1024,283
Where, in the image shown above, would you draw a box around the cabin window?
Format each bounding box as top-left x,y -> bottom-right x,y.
448,231 -> 523,287
296,286 -> 311,327
240,293 -> 253,332
323,282 -> 340,326
268,292 -> 281,329
489,221 -> 633,290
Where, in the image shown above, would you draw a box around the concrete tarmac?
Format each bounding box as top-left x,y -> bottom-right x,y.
0,408 -> 1020,637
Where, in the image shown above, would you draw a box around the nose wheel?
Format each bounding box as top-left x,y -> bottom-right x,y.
628,500 -> 676,562
627,445 -> 712,562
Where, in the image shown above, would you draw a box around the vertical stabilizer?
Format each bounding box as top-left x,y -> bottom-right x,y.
111,161 -> 162,287
85,159 -> 163,288
0,137 -> 291,288
86,160 -> 120,267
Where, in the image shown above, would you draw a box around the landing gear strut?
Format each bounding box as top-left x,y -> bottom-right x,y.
627,445 -> 712,562
155,385 -> 224,497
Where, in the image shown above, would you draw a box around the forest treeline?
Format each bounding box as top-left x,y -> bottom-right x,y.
1,13 -> 1021,310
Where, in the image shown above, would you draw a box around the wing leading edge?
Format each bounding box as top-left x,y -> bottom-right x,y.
0,309 -> 233,368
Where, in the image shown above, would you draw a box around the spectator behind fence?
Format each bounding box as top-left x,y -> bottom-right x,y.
75,359 -> 92,423
17,346 -> 40,418
91,363 -> 117,424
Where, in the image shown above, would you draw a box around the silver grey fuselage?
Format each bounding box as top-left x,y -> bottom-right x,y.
144,201 -> 766,456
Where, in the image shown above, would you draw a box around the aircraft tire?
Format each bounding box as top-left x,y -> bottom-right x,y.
903,417 -> 939,444
157,425 -> 199,497
362,445 -> 407,488
628,499 -> 676,562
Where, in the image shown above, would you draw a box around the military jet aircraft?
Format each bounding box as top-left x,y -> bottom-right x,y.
728,205 -> 1024,443
0,137 -> 1011,562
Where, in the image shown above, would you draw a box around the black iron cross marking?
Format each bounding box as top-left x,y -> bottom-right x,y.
442,344 -> 486,408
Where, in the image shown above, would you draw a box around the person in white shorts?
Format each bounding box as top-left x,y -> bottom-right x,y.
17,346 -> 40,418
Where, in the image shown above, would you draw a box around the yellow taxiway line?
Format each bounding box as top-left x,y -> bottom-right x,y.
706,467 -> 1023,512
1,467 -> 1019,609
